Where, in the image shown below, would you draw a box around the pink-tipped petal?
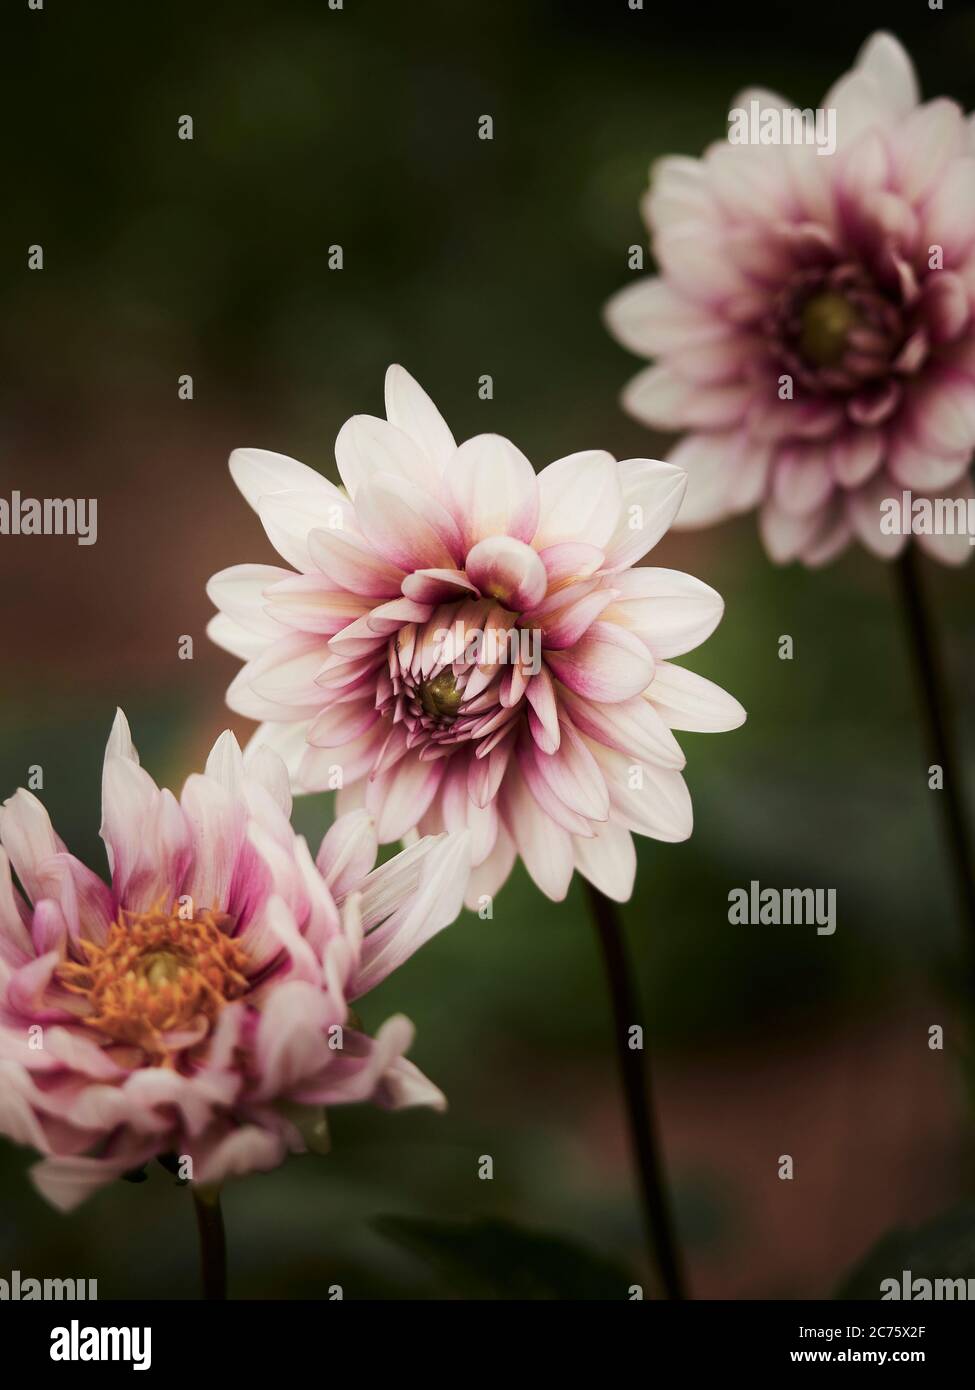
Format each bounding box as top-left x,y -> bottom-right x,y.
466,535 -> 548,611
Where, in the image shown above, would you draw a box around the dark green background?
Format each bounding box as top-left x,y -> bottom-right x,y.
0,0 -> 972,1298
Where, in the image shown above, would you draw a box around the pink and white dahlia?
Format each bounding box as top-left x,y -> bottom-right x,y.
606,31 -> 975,567
208,365 -> 745,907
0,711 -> 469,1211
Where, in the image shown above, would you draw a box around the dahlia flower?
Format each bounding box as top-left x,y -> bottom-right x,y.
208,365 -> 745,906
606,31 -> 975,567
0,711 -> 469,1211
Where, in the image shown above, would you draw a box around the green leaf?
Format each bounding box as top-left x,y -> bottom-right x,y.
375,1214 -> 637,1300
836,1202 -> 975,1299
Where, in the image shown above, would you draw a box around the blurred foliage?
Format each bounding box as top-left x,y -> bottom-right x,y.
375,1214 -> 635,1299
837,1203 -> 975,1299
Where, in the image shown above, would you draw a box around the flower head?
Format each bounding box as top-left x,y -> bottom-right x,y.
606,31 -> 975,566
208,366 -> 744,906
0,711 -> 469,1210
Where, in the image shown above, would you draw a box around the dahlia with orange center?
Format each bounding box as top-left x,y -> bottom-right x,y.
0,711 -> 469,1210
208,365 -> 745,905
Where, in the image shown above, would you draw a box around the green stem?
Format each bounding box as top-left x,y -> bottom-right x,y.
584,880 -> 687,1299
192,1186 -> 227,1300
894,547 -> 975,976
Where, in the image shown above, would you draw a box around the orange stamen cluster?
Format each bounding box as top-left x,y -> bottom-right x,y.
57,904 -> 251,1065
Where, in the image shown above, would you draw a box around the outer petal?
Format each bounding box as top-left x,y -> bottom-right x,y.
445,434 -> 540,548
499,769 -> 574,902
602,568 -> 725,660
586,740 -> 693,843
365,754 -> 447,843
601,459 -> 687,570
646,662 -> 747,733
335,413 -> 443,500
349,832 -> 471,996
545,622 -> 654,703
206,564 -> 295,637
316,811 -> 379,896
354,473 -> 461,572
533,451 -> 623,551
384,365 -> 457,474
573,821 -> 636,903
229,447 -> 339,514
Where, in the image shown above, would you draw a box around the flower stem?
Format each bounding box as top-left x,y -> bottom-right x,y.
584,880 -> 687,1299
192,1186 -> 227,1300
894,547 -> 975,970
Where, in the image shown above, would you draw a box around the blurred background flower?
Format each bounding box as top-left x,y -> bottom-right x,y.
605,31 -> 975,566
1,0 -> 973,1297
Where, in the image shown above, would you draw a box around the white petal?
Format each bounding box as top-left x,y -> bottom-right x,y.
573,821 -> 636,903
258,488 -> 354,574
646,662 -> 746,733
335,413 -> 443,500
229,447 -> 338,513
207,563 -> 294,636
384,364 -> 457,474
445,433 -> 540,548
601,458 -> 687,569
854,30 -> 919,120
534,450 -> 623,551
603,568 -> 724,660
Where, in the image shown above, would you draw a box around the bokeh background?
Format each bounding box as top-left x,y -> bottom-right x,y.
2,0 -> 974,1299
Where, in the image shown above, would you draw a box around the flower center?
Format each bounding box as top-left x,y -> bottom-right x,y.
419,670 -> 463,720
797,290 -> 861,367
379,599 -> 526,757
56,905 -> 250,1065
